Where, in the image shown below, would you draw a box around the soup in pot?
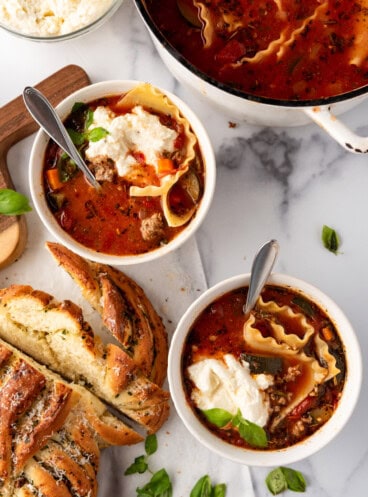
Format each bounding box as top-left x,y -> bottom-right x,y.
144,0 -> 368,101
182,285 -> 346,450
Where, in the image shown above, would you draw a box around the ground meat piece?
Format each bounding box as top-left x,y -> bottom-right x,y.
140,213 -> 165,242
89,155 -> 116,182
283,365 -> 302,382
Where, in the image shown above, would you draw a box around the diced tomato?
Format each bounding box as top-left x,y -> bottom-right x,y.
215,39 -> 246,65
288,395 -> 317,420
131,151 -> 146,165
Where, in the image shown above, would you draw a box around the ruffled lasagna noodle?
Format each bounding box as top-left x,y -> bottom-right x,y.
195,0 -> 329,64
244,296 -> 340,429
195,0 -> 367,68
119,83 -> 198,227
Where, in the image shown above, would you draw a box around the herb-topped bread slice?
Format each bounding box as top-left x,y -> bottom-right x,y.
0,337 -> 142,497
0,284 -> 170,433
46,241 -> 168,387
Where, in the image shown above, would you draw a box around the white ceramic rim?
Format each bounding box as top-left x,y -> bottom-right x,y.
29,80 -> 216,265
168,273 -> 363,466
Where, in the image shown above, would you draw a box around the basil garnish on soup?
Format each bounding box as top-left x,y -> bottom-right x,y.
182,285 -> 346,451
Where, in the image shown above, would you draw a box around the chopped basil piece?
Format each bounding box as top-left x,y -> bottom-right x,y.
87,126 -> 109,142
322,225 -> 340,254
232,410 -> 268,448
190,475 -> 212,497
71,101 -> 87,113
241,353 -> 283,374
266,467 -> 306,495
67,128 -> 85,146
202,408 -> 233,428
190,475 -> 226,497
145,433 -> 158,456
291,295 -> 315,317
0,189 -> 32,216
124,455 -> 148,475
201,408 -> 267,448
136,468 -> 172,497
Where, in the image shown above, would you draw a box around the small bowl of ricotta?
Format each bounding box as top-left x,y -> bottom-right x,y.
168,272 -> 362,466
0,0 -> 123,41
29,80 -> 215,265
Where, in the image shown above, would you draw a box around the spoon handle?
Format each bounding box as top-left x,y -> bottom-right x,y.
243,239 -> 279,315
23,86 -> 100,189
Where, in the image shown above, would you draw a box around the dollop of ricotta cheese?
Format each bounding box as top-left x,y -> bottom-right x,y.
0,0 -> 114,37
187,354 -> 272,427
85,105 -> 178,179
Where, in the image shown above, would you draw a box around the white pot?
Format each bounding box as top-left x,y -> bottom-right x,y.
134,0 -> 368,154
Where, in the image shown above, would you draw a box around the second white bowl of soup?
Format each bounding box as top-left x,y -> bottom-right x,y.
29,80 -> 215,265
168,273 -> 362,466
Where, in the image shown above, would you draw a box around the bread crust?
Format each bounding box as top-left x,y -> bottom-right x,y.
46,241 -> 168,386
0,338 -> 143,497
0,283 -> 169,433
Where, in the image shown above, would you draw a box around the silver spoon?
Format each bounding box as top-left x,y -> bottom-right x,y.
243,239 -> 279,315
23,86 -> 100,190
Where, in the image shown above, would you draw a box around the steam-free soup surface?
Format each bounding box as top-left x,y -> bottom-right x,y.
43,89 -> 204,256
146,0 -> 368,101
182,285 -> 346,450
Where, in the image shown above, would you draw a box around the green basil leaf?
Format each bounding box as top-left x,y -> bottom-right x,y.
87,126 -> 109,142
85,108 -> 94,129
137,468 -> 172,497
145,434 -> 158,456
190,475 -> 212,497
201,408 -> 233,428
291,295 -> 315,318
124,455 -> 148,475
232,411 -> 267,448
71,102 -> 87,113
322,225 -> 340,254
280,467 -> 306,492
0,189 -> 32,216
266,468 -> 288,495
67,128 -> 85,146
211,483 -> 227,497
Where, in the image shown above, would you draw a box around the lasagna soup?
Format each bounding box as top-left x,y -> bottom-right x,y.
43,84 -> 205,256
182,285 -> 346,450
144,0 -> 368,100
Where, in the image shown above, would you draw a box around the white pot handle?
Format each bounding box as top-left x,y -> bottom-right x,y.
304,107 -> 368,153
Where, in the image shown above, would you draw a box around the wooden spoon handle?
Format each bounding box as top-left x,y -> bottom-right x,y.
0,64 -> 90,270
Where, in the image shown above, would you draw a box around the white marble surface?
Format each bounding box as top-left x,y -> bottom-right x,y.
1,1 -> 368,495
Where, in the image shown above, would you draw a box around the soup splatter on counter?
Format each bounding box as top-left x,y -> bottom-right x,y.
182,285 -> 346,451
43,84 -> 205,256
144,0 -> 368,101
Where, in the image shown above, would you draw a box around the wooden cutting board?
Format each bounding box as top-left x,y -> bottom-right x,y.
0,64 -> 90,269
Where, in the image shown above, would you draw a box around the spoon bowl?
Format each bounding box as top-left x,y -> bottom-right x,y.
243,239 -> 279,315
23,86 -> 100,189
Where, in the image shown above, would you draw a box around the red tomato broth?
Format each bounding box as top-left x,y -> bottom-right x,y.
43,94 -> 205,256
181,285 -> 346,450
144,0 -> 368,101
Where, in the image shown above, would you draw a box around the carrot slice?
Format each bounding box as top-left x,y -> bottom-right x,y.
46,168 -> 64,190
157,158 -> 175,176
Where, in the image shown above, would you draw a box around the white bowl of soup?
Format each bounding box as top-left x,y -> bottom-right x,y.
134,0 -> 368,154
168,273 -> 362,466
29,80 -> 215,265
